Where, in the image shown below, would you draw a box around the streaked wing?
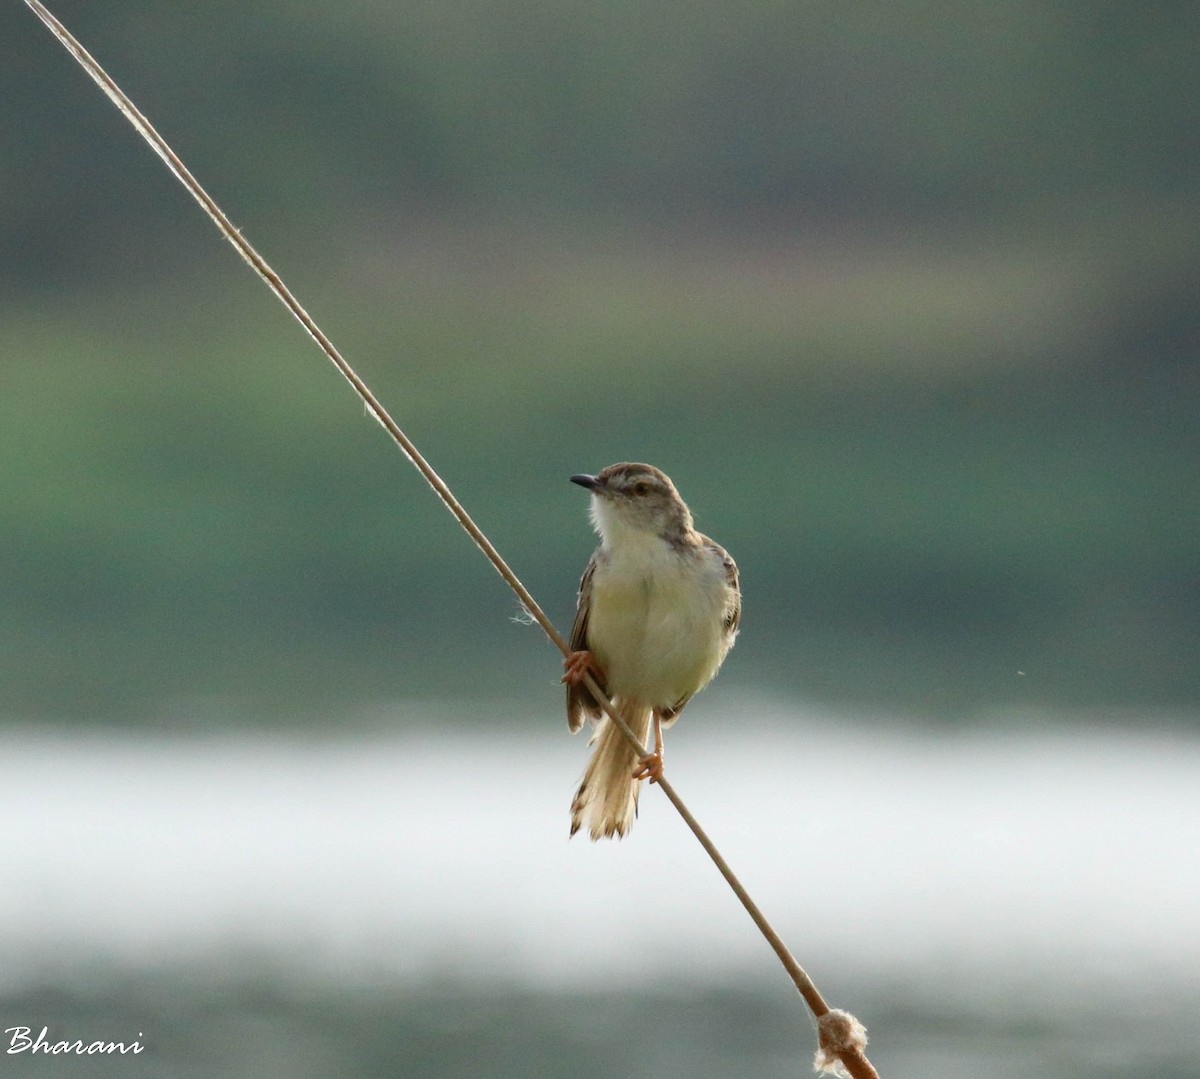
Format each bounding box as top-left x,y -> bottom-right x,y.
701,535 -> 741,634
566,551 -> 604,732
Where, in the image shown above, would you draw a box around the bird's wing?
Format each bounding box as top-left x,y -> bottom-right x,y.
702,537 -> 741,635
566,550 -> 605,732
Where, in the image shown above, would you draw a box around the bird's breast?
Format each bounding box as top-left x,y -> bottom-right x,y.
587,536 -> 729,709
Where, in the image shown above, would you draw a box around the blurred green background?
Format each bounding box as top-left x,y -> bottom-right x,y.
1,3 -> 1198,1077
4,0 -> 1197,724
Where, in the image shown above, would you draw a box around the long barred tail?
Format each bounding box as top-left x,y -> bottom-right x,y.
570,699 -> 652,840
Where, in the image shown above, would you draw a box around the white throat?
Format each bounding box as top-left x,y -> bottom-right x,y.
590,494 -> 664,552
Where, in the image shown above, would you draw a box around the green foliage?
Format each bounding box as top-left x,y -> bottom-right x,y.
6,0 -> 1198,283
3,1 -> 1197,720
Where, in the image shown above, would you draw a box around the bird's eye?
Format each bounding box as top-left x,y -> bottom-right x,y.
633,482 -> 650,496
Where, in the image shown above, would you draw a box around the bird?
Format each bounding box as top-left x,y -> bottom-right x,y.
562,462 -> 740,839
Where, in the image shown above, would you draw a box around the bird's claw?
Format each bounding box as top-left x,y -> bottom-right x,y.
562,650 -> 605,687
632,751 -> 664,785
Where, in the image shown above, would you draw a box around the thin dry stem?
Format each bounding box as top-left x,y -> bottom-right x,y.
25,4 -> 880,1075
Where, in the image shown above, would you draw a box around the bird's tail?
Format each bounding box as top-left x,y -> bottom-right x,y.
570,698 -> 652,840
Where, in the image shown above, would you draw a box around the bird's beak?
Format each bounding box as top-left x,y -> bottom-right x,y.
570,473 -> 603,492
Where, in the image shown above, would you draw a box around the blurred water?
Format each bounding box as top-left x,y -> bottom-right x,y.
1,703 -> 1197,1076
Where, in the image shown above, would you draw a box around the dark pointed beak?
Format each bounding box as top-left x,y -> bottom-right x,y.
570,473 -> 603,492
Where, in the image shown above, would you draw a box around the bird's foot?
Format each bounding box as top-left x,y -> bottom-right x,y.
632,751 -> 664,785
562,650 -> 605,687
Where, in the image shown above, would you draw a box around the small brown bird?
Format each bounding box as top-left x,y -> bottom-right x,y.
562,463 -> 740,839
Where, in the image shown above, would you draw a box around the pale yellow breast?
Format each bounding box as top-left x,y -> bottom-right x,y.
587,532 -> 731,710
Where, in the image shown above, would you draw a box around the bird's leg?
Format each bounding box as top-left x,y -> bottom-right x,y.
633,711 -> 666,784
562,650 -> 605,687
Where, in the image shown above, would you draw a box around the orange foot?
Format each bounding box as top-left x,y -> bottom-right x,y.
562,650 -> 606,687
632,751 -> 664,785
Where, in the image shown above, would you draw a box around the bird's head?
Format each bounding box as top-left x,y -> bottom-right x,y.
571,462 -> 693,542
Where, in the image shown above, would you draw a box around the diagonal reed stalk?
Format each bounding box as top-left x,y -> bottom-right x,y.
24,3 -> 879,1075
